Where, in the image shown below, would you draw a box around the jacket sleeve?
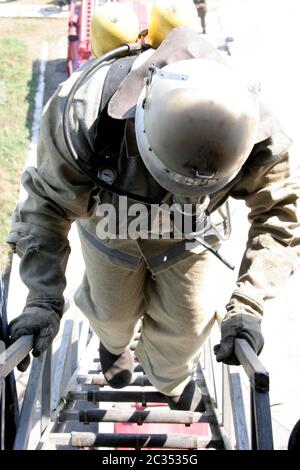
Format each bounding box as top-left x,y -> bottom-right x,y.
7,70 -> 102,309
228,140 -> 300,317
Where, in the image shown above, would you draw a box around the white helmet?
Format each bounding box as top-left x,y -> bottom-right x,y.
135,58 -> 260,196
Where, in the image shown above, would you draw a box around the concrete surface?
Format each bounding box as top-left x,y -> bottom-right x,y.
0,2 -> 69,18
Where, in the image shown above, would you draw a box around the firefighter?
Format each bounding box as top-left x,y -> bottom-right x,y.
7,1 -> 300,412
194,0 -> 207,34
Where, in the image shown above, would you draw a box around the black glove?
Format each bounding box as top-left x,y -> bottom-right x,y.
7,229 -> 69,372
9,301 -> 62,372
214,313 -> 264,365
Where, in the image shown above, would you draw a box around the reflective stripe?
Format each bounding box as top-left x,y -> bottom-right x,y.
77,221 -> 140,267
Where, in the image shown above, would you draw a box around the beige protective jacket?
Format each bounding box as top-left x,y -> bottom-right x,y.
7,34 -> 300,321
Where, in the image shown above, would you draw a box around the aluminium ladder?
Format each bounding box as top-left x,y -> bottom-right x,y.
37,333 -> 226,450
0,303 -> 274,450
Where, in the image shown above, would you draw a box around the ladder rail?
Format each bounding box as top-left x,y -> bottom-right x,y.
13,353 -> 47,450
37,332 -> 227,450
0,300 -> 91,450
235,338 -> 273,450
202,331 -> 274,450
1,309 -> 273,450
36,333 -> 101,449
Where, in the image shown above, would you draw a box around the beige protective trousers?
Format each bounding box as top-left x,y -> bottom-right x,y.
75,234 -> 235,396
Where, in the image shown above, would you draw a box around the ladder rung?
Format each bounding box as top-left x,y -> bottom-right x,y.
68,390 -> 167,403
91,359 -> 144,369
59,409 -> 214,424
49,431 -> 214,449
77,373 -> 151,387
89,363 -> 144,373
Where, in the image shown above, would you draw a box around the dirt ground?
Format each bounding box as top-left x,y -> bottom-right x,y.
0,16 -> 67,59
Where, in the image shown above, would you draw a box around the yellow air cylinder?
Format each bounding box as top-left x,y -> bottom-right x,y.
91,3 -> 140,57
148,0 -> 199,48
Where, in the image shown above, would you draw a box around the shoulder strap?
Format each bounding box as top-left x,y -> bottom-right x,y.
100,56 -> 137,113
93,56 -> 136,164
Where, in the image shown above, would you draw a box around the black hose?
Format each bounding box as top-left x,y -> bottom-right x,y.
62,43 -> 160,205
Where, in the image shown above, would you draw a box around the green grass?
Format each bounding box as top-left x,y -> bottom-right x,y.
0,36 -> 38,272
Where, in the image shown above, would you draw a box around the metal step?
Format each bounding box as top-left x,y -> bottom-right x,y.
68,390 -> 168,404
58,408 -> 214,424
36,334 -> 226,451
9,321 -> 272,450
49,431 -> 215,449
88,363 -> 144,375
77,372 -> 152,387
67,389 -> 208,407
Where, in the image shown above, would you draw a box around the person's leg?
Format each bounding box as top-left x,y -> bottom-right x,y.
74,238 -> 147,386
200,7 -> 207,34
198,5 -> 207,34
136,249 -> 236,404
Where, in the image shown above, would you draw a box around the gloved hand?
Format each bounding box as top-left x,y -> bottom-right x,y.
214,313 -> 264,365
7,228 -> 69,372
9,301 -> 62,372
